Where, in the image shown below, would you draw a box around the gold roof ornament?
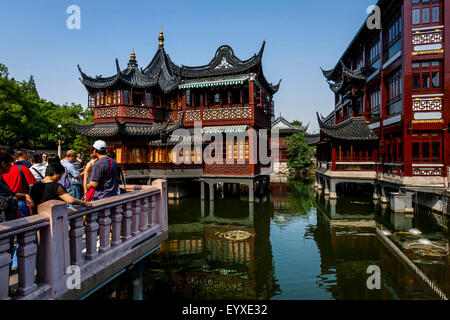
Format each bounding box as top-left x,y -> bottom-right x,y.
158,27 -> 164,47
130,49 -> 136,61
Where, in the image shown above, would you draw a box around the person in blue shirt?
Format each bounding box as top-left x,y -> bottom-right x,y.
86,141 -> 119,201
14,150 -> 32,168
61,150 -> 84,201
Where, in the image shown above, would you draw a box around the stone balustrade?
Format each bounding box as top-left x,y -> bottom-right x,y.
0,180 -> 168,300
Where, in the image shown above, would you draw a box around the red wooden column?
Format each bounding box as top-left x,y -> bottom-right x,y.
249,126 -> 255,175
379,14 -> 387,174
331,144 -> 337,171
249,81 -> 255,106
403,1 -> 413,177
444,1 -> 450,177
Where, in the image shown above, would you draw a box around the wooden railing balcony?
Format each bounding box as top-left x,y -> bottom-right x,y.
0,180 -> 168,300
383,163 -> 404,176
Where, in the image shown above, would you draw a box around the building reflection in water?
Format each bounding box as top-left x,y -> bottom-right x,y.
313,190 -> 445,299
88,181 -> 446,300
145,195 -> 279,300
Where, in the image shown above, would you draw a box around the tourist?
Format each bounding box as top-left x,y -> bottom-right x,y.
14,150 -> 32,168
0,147 -> 34,221
2,153 -> 37,218
30,162 -> 92,212
30,153 -> 46,182
48,155 -> 70,190
86,140 -> 119,201
0,147 -> 35,271
42,153 -> 49,167
108,150 -> 125,195
73,153 -> 83,171
83,151 -> 98,195
61,150 -> 84,200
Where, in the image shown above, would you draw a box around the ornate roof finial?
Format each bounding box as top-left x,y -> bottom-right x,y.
158,27 -> 164,47
128,49 -> 138,68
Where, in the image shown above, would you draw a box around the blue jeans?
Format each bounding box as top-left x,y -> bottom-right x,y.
18,200 -> 30,218
67,184 -> 81,207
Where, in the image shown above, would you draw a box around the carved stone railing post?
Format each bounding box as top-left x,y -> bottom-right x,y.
148,195 -> 156,227
152,179 -> 168,232
36,201 -> 70,299
121,203 -> 132,242
69,217 -> 84,266
139,198 -> 149,232
17,230 -> 38,296
99,209 -> 112,253
0,238 -> 11,299
131,200 -> 141,237
111,206 -> 122,247
85,212 -> 99,260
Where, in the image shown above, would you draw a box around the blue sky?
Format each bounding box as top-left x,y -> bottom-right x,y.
0,0 -> 375,132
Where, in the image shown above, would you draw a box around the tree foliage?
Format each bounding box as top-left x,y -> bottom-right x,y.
0,62 -> 93,154
285,132 -> 314,180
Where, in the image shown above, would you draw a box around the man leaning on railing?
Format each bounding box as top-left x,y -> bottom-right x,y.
85,141 -> 120,201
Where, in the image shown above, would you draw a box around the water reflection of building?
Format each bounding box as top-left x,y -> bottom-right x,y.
312,192 -> 439,299
152,199 -> 278,299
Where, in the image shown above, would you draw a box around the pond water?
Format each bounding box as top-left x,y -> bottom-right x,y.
89,181 -> 449,300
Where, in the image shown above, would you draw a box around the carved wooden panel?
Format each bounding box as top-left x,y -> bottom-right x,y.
203,107 -> 252,121
185,110 -> 201,122
204,163 -> 251,176
412,167 -> 443,176
126,107 -> 150,118
97,107 -> 119,119
412,30 -> 443,45
412,97 -> 443,112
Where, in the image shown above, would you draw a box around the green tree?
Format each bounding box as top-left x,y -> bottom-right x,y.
291,120 -> 303,127
0,62 -> 93,155
0,63 -> 8,78
285,132 -> 314,180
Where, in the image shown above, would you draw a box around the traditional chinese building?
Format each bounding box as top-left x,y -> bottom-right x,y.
315,0 -> 450,207
270,115 -> 318,182
75,30 -> 280,200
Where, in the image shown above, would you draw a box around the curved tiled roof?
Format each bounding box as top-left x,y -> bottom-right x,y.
74,112 -> 184,138
271,115 -> 308,133
78,38 -> 280,94
78,48 -> 179,93
304,133 -> 320,146
317,113 -> 378,141
180,42 -> 265,78
321,60 -> 368,94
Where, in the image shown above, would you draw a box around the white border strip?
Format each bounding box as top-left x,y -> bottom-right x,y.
366,69 -> 380,83
412,164 -> 444,168
383,114 -> 402,127
383,50 -> 402,70
412,93 -> 444,98
412,25 -> 444,32
336,162 -> 376,165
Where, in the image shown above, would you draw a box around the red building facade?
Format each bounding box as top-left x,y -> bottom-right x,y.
316,0 -> 450,197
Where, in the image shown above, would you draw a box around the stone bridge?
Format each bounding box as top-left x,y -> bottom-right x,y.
0,180 -> 168,300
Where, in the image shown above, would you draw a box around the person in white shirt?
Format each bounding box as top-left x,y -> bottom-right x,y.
30,153 -> 47,182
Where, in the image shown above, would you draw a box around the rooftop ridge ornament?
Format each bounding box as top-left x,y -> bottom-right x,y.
128,49 -> 138,68
159,27 -> 164,47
